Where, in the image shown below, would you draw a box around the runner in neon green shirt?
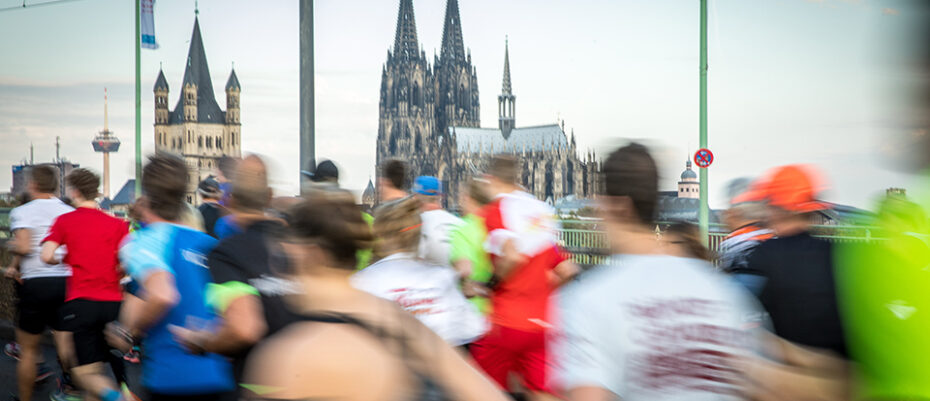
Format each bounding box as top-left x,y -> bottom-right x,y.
449,179 -> 494,315
835,193 -> 930,399
356,211 -> 374,270
450,214 -> 493,314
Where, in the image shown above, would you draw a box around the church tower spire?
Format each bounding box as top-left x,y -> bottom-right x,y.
435,0 -> 479,132
498,37 -> 516,139
392,0 -> 419,59
440,0 -> 465,63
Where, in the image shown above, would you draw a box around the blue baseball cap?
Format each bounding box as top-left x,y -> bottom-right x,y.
413,176 -> 441,196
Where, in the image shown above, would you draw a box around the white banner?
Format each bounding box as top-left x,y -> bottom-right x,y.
141,0 -> 158,50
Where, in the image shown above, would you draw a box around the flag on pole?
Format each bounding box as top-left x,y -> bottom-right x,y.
140,0 -> 158,49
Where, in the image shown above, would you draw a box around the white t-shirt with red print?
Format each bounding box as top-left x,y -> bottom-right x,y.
551,255 -> 763,400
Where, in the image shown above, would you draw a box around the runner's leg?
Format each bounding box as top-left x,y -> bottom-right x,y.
15,329 -> 41,401
72,362 -> 120,401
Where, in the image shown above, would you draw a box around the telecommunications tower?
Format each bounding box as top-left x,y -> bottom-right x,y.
92,88 -> 121,199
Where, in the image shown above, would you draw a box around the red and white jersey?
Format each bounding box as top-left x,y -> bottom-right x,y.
482,191 -> 561,258
481,190 -> 567,331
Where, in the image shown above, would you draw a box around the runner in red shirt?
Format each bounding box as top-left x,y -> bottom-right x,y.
470,156 -> 579,400
41,168 -> 129,401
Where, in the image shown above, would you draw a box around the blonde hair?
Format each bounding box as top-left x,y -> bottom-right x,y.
372,197 -> 422,259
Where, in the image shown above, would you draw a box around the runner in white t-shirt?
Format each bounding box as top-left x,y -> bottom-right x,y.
354,196 -> 486,346
551,144 -> 762,401
411,176 -> 464,267
6,166 -> 77,401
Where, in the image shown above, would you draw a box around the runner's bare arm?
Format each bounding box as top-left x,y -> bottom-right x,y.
452,258 -> 473,278
552,259 -> 581,286
9,228 -> 31,255
493,238 -> 528,279
40,241 -> 61,265
127,270 -> 180,337
4,254 -> 22,283
402,312 -> 509,401
173,293 -> 267,356
567,386 -> 617,401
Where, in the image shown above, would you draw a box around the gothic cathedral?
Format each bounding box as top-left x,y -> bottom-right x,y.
377,0 -> 598,207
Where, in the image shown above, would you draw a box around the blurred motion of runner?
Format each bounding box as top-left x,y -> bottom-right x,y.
471,155 -> 579,401
551,143 -> 763,401
112,154 -> 234,400
240,190 -> 508,401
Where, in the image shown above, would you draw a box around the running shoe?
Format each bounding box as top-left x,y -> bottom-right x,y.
35,364 -> 53,383
122,346 -> 141,364
50,376 -> 82,401
49,389 -> 82,401
121,383 -> 143,401
3,343 -> 20,361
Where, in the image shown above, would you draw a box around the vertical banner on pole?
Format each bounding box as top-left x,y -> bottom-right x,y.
141,0 -> 158,49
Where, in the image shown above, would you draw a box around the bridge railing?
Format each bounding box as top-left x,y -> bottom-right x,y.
558,219 -> 883,267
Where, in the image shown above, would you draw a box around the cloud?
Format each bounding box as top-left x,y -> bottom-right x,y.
882,8 -> 900,16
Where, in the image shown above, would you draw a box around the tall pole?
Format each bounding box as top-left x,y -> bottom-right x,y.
134,0 -> 142,199
698,0 -> 709,245
299,0 -> 315,193
103,89 -> 111,199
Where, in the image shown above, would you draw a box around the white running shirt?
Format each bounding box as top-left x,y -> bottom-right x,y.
9,198 -> 74,279
552,255 -> 762,400
417,209 -> 463,267
352,253 -> 487,346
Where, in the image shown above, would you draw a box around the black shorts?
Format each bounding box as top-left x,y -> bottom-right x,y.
16,276 -> 68,335
60,299 -> 121,366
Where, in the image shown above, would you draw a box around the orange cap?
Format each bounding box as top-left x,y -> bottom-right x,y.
732,165 -> 829,213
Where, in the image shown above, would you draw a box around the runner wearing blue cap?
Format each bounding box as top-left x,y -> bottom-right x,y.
412,176 -> 464,268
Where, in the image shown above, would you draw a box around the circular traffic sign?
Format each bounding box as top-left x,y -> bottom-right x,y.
694,148 -> 714,168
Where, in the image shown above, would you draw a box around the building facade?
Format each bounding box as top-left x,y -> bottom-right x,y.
11,160 -> 80,200
153,16 -> 241,204
377,0 -> 597,207
678,160 -> 699,199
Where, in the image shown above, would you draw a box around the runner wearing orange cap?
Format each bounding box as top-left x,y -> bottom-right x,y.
735,165 -> 852,399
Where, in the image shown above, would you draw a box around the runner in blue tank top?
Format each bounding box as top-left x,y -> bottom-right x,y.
109,154 -> 234,401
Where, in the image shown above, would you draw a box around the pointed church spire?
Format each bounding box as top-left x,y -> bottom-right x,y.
154,68 -> 169,92
502,36 -> 512,95
172,16 -> 225,123
440,0 -> 466,63
392,0 -> 419,59
498,36 -> 516,139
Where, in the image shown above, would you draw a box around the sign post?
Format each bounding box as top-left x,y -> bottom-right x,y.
698,0 -> 709,245
694,148 -> 714,168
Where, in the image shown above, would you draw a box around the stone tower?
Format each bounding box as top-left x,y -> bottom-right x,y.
153,16 -> 241,204
434,0 -> 479,133
498,38 -> 515,139
678,160 -> 700,199
377,0 -> 437,181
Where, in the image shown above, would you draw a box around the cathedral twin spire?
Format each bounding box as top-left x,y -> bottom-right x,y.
439,0 -> 466,64
393,0 -> 420,59
393,0 -> 467,65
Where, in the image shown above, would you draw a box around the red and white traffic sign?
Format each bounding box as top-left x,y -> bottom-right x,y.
694,148 -> 714,168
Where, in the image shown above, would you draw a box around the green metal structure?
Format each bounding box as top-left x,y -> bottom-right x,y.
698,0 -> 710,245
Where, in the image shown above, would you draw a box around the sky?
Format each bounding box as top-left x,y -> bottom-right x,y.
0,0 -> 925,209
